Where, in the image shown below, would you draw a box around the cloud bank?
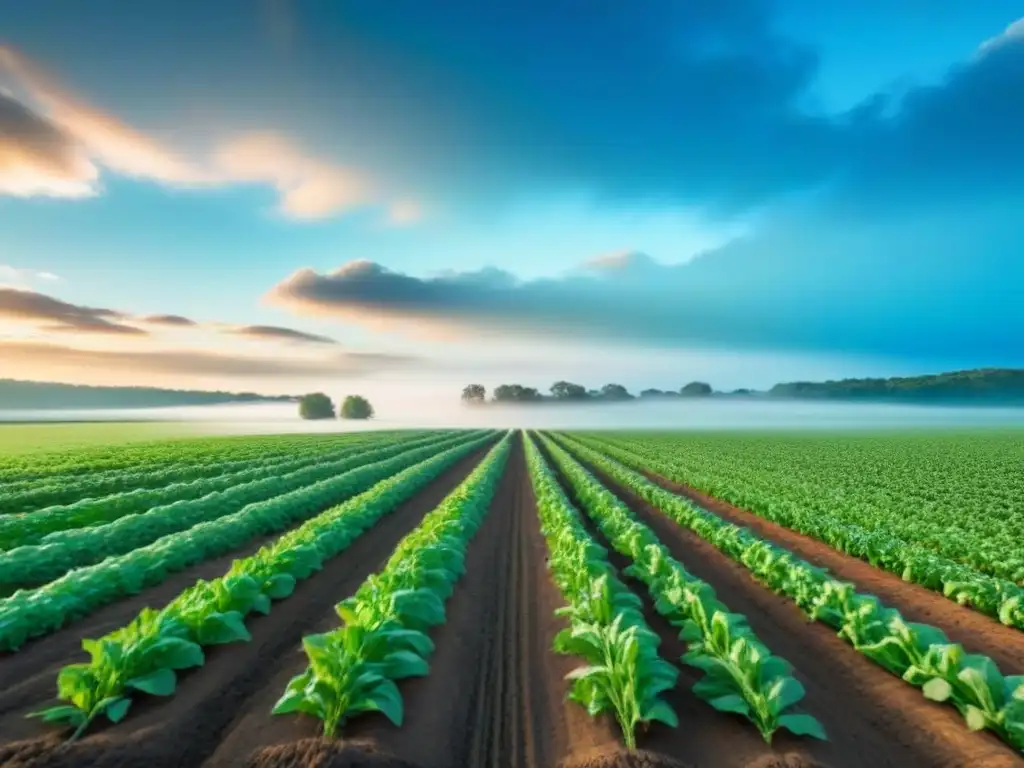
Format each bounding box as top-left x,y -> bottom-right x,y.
0,45 -> 416,222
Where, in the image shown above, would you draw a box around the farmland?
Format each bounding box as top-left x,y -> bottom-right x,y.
0,429 -> 1022,767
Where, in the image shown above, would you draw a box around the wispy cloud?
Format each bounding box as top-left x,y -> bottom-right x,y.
140,314 -> 198,327
0,287 -> 145,335
0,339 -> 408,380
0,45 -> 420,221
0,264 -> 61,286
226,324 -> 337,344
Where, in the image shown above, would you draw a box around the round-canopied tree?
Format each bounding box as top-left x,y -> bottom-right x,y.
298,392 -> 335,420
340,394 -> 374,419
680,381 -> 713,397
461,384 -> 486,403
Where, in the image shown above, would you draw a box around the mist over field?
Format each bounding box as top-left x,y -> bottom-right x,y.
4,398 -> 1023,434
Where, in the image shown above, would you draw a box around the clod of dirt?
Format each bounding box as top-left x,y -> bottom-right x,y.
246,739 -> 424,768
743,754 -> 830,768
560,746 -> 693,768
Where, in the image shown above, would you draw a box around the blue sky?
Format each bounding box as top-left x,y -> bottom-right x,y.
1,1 -> 1022,398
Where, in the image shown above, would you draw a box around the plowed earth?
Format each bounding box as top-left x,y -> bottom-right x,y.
0,437 -> 1021,767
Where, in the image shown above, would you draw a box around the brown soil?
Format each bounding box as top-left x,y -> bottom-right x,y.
217,434 -> 617,768
560,746 -> 692,768
571,455 -> 1024,768
0,445 -> 492,768
246,738 -> 423,768
636,467 -> 1024,675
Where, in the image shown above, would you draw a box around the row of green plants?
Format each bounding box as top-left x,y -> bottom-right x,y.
578,434 -> 1024,632
523,433 -> 679,750
537,434 -> 826,744
30,431 -> 498,740
554,434 -> 1024,754
0,431 -> 491,652
270,433 -> 512,736
0,435 -> 382,515
588,429 -> 1024,584
0,432 -> 463,594
0,433 -> 409,550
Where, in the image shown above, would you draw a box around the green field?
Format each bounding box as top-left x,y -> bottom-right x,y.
1,428 -> 1022,765
0,422 -> 193,456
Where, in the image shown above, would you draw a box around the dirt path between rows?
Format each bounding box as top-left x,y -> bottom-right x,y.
0,444 -> 493,768
630,461 -> 1024,675
570,453 -> 1024,768
238,434 -> 619,768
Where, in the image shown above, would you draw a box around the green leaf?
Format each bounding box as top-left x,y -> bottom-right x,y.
771,677 -> 806,711
26,705 -> 87,726
104,697 -> 132,723
708,694 -> 751,716
367,678 -> 405,726
384,650 -> 429,679
127,668 -> 177,696
265,573 -> 297,600
642,699 -> 679,728
197,611 -> 251,645
964,705 -> 989,732
777,713 -> 828,741
922,677 -> 953,703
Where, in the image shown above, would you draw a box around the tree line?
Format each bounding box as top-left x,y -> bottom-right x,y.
460,380 -> 713,404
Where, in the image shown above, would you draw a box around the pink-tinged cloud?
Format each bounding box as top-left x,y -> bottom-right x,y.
214,133 -> 372,220
0,287 -> 146,335
0,46 -> 421,221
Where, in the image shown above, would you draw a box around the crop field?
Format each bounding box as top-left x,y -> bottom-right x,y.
0,428 -> 1022,768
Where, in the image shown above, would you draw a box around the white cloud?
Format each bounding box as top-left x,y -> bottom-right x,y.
0,265 -> 62,286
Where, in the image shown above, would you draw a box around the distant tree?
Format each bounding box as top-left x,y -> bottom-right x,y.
298,392 -> 335,420
731,388 -> 753,396
640,388 -> 665,398
680,381 -> 713,397
340,394 -> 374,419
461,384 -> 486,403
550,380 -> 588,400
600,383 -> 633,400
493,384 -> 543,402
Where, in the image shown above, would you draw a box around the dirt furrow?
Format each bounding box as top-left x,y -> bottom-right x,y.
634,463 -> 1024,675
0,445 -> 492,768
574,455 -> 1024,768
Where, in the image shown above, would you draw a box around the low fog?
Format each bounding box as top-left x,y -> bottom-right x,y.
4,398 -> 1024,436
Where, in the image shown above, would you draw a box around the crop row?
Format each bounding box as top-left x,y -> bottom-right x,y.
554,434 -> 1024,753
270,432 -> 513,736
524,433 -> 679,749
0,432 -> 424,550
0,432 -> 385,485
32,431 -> 500,738
578,434 -> 1024,633
0,432 -> 465,595
537,433 -> 825,744
0,431 -> 493,651
585,431 -> 1024,586
0,433 -> 412,515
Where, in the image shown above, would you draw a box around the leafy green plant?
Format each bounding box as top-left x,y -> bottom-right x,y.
27,432 -> 497,739
0,432 -> 486,652
554,432 -> 1024,753
525,434 -> 678,750
540,434 -> 823,744
271,433 -> 512,737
